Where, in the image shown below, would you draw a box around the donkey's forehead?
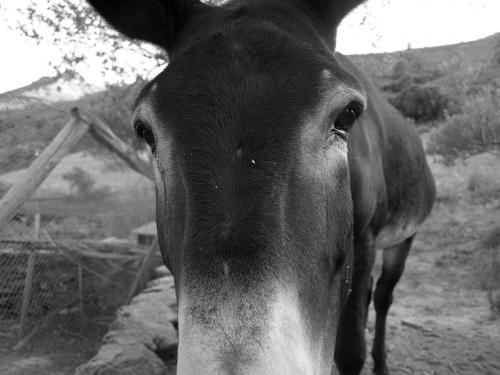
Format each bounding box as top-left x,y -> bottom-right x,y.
133,19 -> 365,121
134,67 -> 362,131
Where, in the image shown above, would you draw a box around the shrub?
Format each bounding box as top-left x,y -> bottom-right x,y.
0,180 -> 9,192
80,79 -> 147,153
0,144 -> 37,172
472,228 -> 500,286
389,84 -> 450,123
467,171 -> 488,193
483,227 -> 500,250
492,38 -> 500,67
390,52 -> 424,79
383,53 -> 456,123
385,52 -> 443,91
0,181 -> 11,198
427,88 -> 500,163
482,227 -> 500,317
62,167 -> 96,195
391,59 -> 409,81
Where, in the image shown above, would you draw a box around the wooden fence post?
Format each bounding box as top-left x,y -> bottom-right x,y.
19,252 -> 36,338
0,109 -> 89,232
78,261 -> 84,323
19,209 -> 41,338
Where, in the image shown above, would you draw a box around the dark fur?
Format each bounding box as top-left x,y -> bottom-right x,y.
88,0 -> 435,374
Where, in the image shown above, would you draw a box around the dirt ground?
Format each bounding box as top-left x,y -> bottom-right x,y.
361,199 -> 500,375
357,150 -> 500,375
1,151 -> 499,374
0,322 -> 105,375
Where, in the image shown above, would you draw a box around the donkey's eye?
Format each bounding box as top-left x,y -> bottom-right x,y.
331,102 -> 363,140
134,121 -> 156,152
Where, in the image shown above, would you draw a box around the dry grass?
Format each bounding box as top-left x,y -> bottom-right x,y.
32,190 -> 156,240
1,151 -> 155,240
480,227 -> 500,316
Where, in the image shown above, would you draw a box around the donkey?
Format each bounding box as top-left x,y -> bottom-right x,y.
88,0 -> 435,374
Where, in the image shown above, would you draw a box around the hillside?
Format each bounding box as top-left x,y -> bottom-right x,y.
0,70 -> 99,111
0,80 -> 146,173
1,32 -> 499,174
349,32 -> 500,85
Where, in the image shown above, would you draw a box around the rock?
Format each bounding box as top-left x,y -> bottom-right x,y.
154,265 -> 171,278
76,344 -> 167,375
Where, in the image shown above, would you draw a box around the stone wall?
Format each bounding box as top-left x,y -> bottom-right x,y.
75,267 -> 178,375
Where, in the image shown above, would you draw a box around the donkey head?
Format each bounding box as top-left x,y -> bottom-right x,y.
89,0 -> 366,373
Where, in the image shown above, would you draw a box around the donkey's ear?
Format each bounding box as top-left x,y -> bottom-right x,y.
299,0 -> 366,43
87,0 -> 207,50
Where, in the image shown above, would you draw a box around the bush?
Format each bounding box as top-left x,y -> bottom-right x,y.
391,59 -> 409,81
80,79 -> 147,152
390,52 -> 424,80
481,227 -> 500,317
484,227 -> 500,250
0,181 -> 10,198
467,170 -> 500,204
492,38 -> 500,67
386,52 -> 443,88
473,247 -> 500,317
427,89 -> 500,163
467,171 -> 489,193
389,84 -> 450,123
62,167 -> 96,195
473,228 -> 500,291
382,53 -> 455,123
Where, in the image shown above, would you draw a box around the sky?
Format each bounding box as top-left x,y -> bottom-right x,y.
0,0 -> 499,94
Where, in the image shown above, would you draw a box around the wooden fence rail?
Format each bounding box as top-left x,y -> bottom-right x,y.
80,113 -> 152,180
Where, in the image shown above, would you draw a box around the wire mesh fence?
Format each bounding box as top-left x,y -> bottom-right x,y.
0,91 -> 162,373
0,247 -> 30,322
0,238 -> 159,346
0,242 -> 82,340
